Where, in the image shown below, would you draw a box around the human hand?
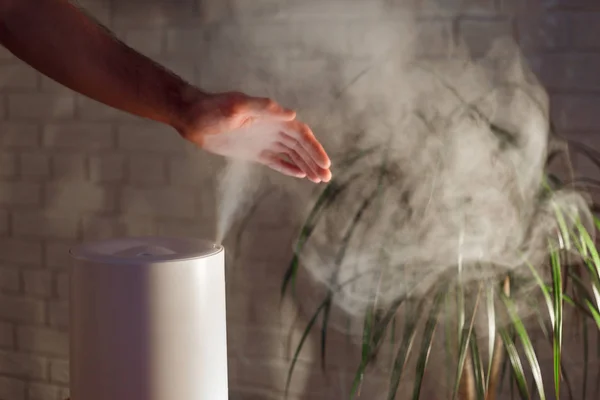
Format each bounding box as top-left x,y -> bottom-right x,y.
177,91 -> 332,183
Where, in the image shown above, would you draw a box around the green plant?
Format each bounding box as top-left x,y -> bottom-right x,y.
272,85 -> 600,400
279,138 -> 600,400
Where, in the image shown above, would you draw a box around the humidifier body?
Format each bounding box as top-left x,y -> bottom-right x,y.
69,237 -> 228,400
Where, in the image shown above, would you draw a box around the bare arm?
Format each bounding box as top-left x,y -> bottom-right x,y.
0,0 -> 331,182
0,0 -> 194,131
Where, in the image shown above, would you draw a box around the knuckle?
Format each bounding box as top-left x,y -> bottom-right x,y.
259,98 -> 278,113
265,99 -> 278,109
224,101 -> 242,117
223,92 -> 247,116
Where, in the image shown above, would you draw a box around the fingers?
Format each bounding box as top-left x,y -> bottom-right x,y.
281,120 -> 332,171
273,143 -> 321,183
223,92 -> 332,182
244,97 -> 296,121
232,94 -> 330,169
260,151 -> 307,179
276,136 -> 330,183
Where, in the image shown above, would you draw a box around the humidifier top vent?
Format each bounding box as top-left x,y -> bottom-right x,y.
69,236 -> 223,264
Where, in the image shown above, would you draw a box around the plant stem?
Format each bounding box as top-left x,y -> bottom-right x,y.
459,350 -> 476,400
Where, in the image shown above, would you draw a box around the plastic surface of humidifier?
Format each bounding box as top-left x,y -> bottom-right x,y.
69,236 -> 228,400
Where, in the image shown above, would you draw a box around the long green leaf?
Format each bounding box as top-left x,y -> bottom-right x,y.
469,331 -> 486,400
552,202 -> 571,250
284,298 -> 329,397
445,295 -> 455,399
566,271 -> 594,306
563,273 -> 597,320
577,223 -> 600,281
387,299 -> 425,400
349,306 -> 376,399
526,262 -> 555,327
528,298 -> 550,341
550,248 -> 563,399
452,286 -> 481,400
587,299 -> 600,329
333,175 -> 385,278
320,296 -> 332,370
370,296 -> 407,359
576,225 -> 600,310
334,170 -> 390,380
411,290 -> 446,400
342,180 -> 392,397
593,215 -> 600,232
280,179 -> 346,299
281,146 -> 377,300
528,303 -> 575,400
486,286 -> 496,388
500,294 -> 546,400
499,328 -> 530,400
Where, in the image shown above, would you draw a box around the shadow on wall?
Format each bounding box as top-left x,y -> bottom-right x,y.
0,0 -> 597,400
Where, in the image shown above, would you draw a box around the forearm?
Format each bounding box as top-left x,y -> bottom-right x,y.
0,0 -> 199,131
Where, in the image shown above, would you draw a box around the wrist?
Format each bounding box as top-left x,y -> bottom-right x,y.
170,83 -> 207,137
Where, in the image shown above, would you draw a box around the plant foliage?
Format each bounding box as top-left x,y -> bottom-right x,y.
276,133 -> 600,399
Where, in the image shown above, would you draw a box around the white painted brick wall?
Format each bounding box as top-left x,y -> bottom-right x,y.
0,239 -> 42,266
0,123 -> 39,147
0,0 -> 594,399
0,268 -> 20,293
28,383 -> 59,400
51,154 -> 87,181
13,212 -> 79,240
0,64 -> 38,90
0,295 -> 45,324
8,94 -> 75,120
44,241 -> 73,270
20,152 -> 51,178
17,326 -> 69,357
54,274 -> 69,300
0,322 -> 13,348
116,122 -> 187,153
47,301 -> 68,330
0,349 -> 47,379
44,182 -> 115,212
88,153 -> 125,182
22,270 -> 53,298
127,154 -> 167,185
0,376 -> 26,400
120,187 -> 198,217
49,359 -> 68,384
43,123 -> 115,150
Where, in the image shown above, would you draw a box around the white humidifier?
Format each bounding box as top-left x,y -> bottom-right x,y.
68,236 -> 228,400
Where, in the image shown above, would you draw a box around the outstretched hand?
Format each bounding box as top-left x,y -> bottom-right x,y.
0,0 -> 332,183
177,91 -> 332,183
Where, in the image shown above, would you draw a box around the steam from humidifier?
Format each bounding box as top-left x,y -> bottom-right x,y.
215,158 -> 259,244
211,0 -> 592,324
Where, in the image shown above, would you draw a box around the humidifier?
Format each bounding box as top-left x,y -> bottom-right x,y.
68,236 -> 228,400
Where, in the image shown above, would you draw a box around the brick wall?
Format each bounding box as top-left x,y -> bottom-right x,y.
0,0 -> 596,399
